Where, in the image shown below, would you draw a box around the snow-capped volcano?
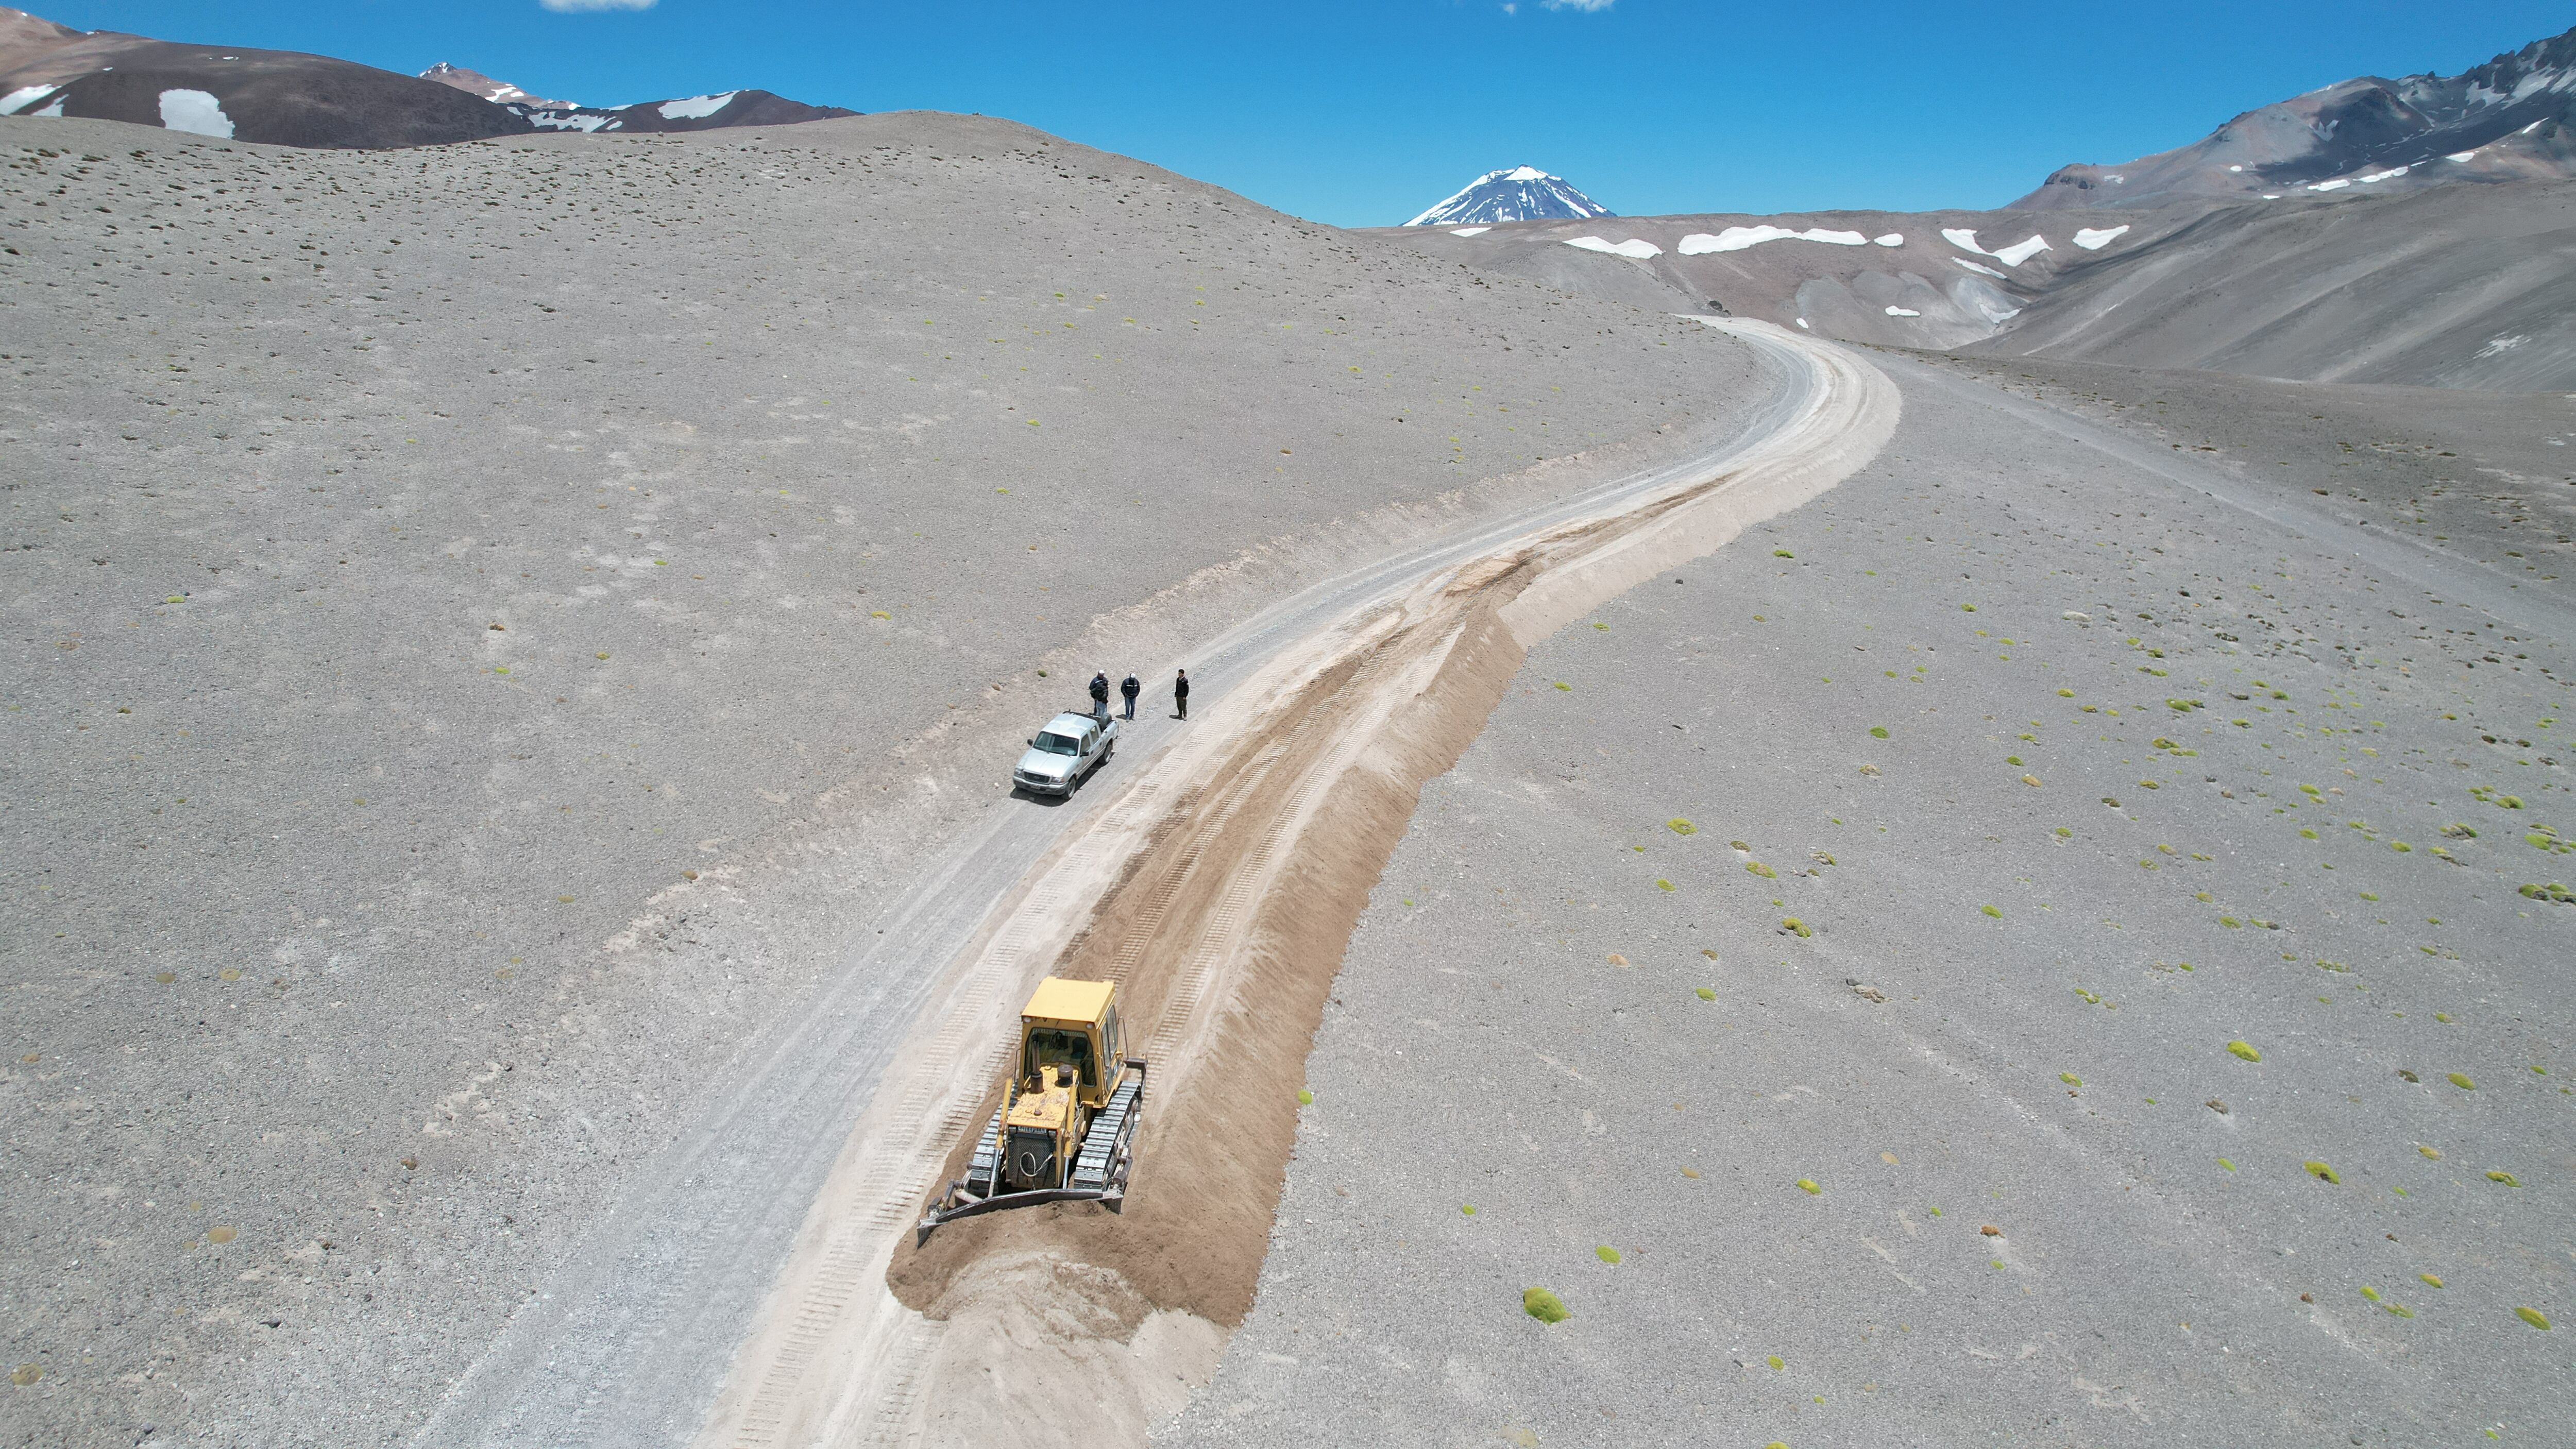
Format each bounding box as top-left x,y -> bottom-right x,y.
1405,165 -> 1612,227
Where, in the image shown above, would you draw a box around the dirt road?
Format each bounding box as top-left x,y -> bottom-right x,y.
416,321 -> 1894,1447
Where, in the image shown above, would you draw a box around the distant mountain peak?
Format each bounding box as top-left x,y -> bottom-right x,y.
418,61 -> 571,112
1406,165 -> 1612,227
2018,22 -> 2576,208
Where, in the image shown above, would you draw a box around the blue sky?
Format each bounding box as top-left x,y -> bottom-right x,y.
37,2 -> 2576,224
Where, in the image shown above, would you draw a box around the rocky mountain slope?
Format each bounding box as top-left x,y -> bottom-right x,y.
1960,181 -> 2576,389
1406,163 -> 1612,226
2019,23 -> 2576,209
0,9 -> 526,148
0,6 -> 852,147
1376,173 -> 2576,390
416,60 -> 570,111
417,61 -> 855,135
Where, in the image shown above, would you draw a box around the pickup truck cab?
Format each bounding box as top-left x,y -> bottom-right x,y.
1012,712 -> 1118,796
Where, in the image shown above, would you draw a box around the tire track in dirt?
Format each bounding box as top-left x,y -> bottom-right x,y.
691,322 -> 1898,1448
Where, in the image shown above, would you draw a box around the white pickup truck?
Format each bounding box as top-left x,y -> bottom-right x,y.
1011,712 -> 1118,796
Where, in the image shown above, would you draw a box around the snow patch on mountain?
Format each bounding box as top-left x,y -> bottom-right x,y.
157,89 -> 232,139
1564,236 -> 1661,259
1991,235 -> 2052,267
658,92 -> 738,121
1678,226 -> 1867,255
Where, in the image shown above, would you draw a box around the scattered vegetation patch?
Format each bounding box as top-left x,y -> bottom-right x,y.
1595,1245 -> 1622,1264
1868,725 -> 1890,739
1667,818 -> 1697,836
2447,1072 -> 2476,1090
1980,904 -> 2003,918
1780,917 -> 1811,937
2303,1160 -> 2341,1184
1746,861 -> 1777,879
1795,1178 -> 1821,1196
1522,1287 -> 1571,1323
2227,1041 -> 2262,1063
2515,1306 -> 2552,1331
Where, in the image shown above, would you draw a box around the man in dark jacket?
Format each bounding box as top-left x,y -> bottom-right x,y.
1089,672 -> 1111,723
1173,667 -> 1190,720
1119,672 -> 1141,721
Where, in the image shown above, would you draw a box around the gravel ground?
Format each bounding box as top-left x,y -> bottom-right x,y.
1917,352 -> 2576,601
0,112 -> 1758,1446
1164,360 -> 2574,1447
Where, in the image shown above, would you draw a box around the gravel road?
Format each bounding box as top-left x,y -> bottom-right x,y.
1164,353 -> 2574,1448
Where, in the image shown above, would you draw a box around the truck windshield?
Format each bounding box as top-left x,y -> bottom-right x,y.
1032,731 -> 1082,756
1023,1027 -> 1093,1087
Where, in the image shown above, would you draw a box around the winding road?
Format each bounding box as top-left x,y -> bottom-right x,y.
417,320 -> 1892,1448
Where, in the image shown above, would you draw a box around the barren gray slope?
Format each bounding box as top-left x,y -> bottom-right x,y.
1164,357 -> 2573,1447
1966,182 -> 2576,391
1916,352 -> 2576,604
0,112 -> 1760,1447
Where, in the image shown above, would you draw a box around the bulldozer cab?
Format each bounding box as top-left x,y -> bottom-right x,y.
1017,977 -> 1123,1110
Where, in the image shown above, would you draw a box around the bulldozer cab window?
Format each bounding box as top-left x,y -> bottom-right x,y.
1024,1027 -> 1093,1087
1101,1006 -> 1121,1066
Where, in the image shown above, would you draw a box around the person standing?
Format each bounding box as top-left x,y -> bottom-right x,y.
1089,671 -> 1111,723
1173,667 -> 1190,721
1120,672 -> 1141,721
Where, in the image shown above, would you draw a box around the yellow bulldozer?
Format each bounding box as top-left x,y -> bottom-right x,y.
918,977 -> 1145,1242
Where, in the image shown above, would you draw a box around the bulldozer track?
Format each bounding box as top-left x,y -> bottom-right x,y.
721,875 -> 1076,1447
